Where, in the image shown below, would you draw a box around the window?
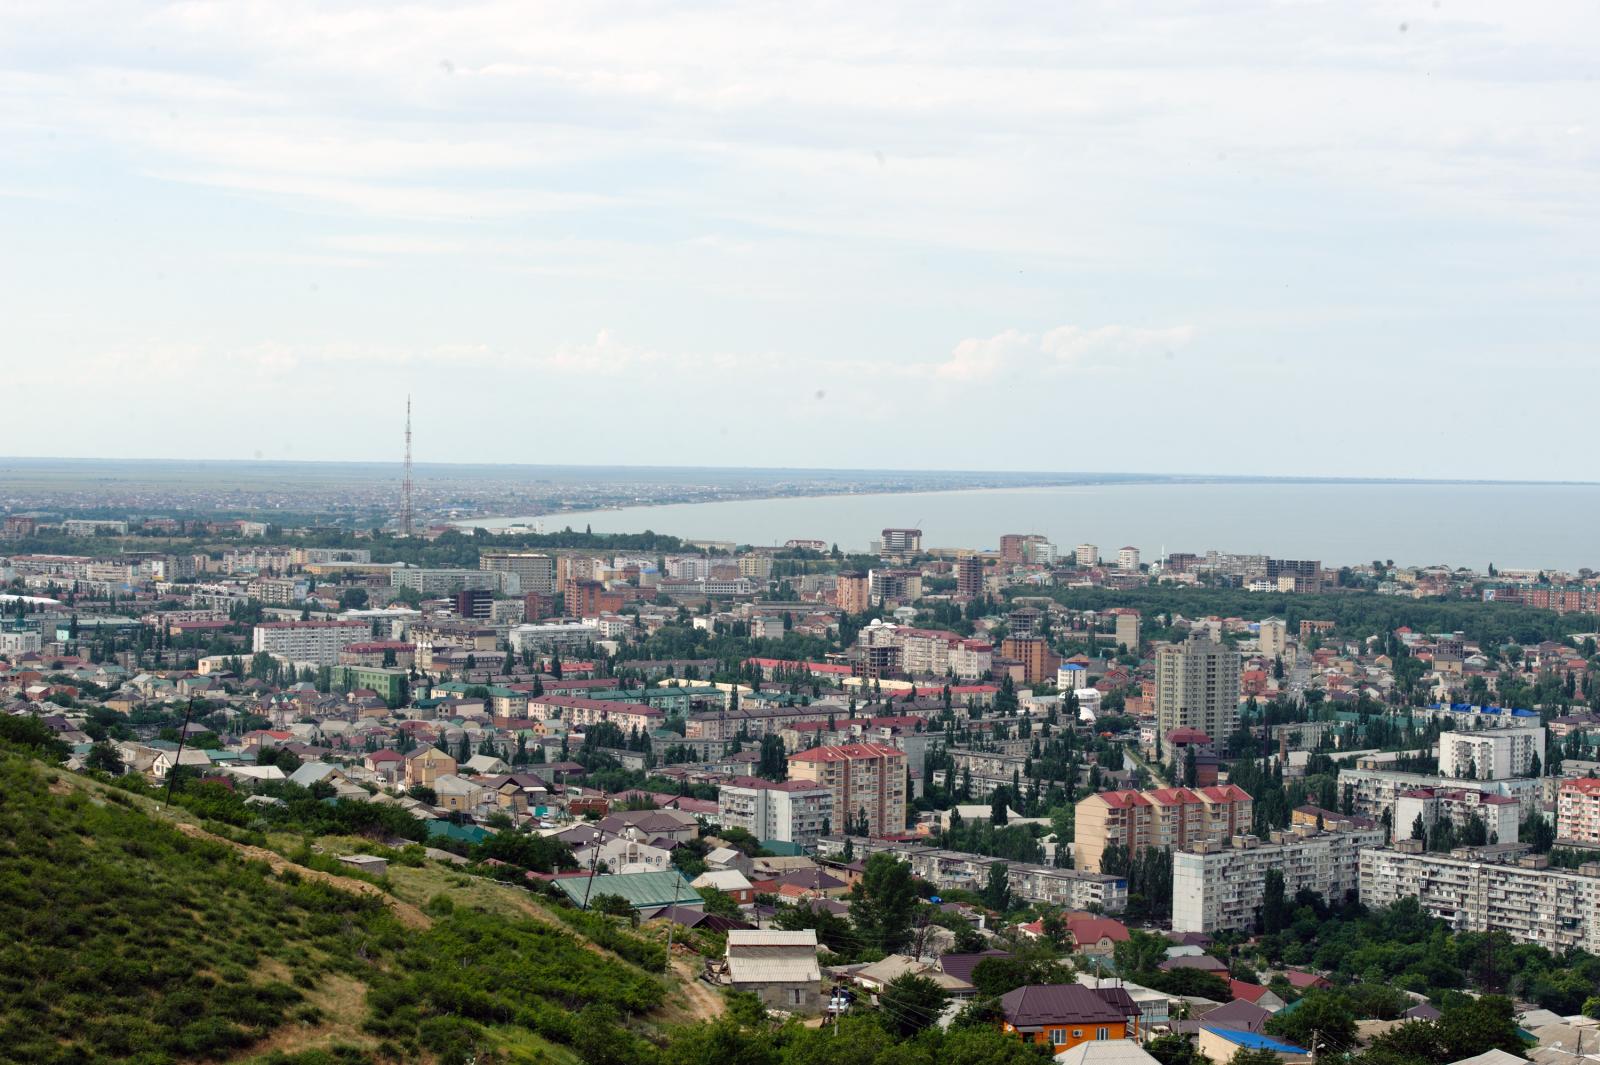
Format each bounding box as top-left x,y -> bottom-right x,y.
790,988 -> 803,1006
1049,1029 -> 1067,1045
1098,1028 -> 1110,1041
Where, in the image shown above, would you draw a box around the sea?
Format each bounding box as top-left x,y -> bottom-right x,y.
462,480 -> 1600,573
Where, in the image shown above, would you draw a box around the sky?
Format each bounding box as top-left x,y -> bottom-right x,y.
2,1 -> 1597,479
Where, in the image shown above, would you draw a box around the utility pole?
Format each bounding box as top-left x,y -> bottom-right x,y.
162,697 -> 196,810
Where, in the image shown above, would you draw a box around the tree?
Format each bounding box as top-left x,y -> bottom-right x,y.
85,742 -> 123,775
591,893 -> 638,925
1112,929 -> 1170,978
990,785 -> 1009,825
847,853 -> 917,954
877,973 -> 948,1037
756,734 -> 787,780
1261,868 -> 1289,934
1267,991 -> 1357,1053
982,862 -> 1011,912
1183,744 -> 1198,787
698,886 -> 742,920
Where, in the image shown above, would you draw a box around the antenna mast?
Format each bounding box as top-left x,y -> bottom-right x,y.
401,395 -> 414,538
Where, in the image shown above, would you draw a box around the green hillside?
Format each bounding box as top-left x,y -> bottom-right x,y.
0,749 -> 665,1065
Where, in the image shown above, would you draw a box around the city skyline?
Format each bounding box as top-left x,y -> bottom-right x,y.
4,2 -> 1597,477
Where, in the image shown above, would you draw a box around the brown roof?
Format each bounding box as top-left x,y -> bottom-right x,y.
998,984 -> 1133,1029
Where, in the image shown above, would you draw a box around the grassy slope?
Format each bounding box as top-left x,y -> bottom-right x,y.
0,753 -> 698,1065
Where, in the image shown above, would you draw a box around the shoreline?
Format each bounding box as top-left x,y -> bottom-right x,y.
450,476 -> 1600,532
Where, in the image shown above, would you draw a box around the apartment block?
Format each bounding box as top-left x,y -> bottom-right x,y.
1258,617 -> 1288,659
1360,843 -> 1600,953
1557,778 -> 1600,844
718,777 -> 834,847
1075,544 -> 1098,567
836,572 -> 870,613
788,742 -> 907,838
1155,637 -> 1242,742
1338,767 -> 1545,834
479,552 -> 556,595
1113,611 -> 1141,653
1393,787 -> 1521,846
1075,785 -> 1254,873
252,620 -> 371,666
1172,825 -> 1385,932
391,567 -> 509,596
1438,726 -> 1546,781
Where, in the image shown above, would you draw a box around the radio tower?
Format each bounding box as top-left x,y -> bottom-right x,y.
400,395 -> 414,538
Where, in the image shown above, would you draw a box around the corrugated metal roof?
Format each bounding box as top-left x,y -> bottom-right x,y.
552,870 -> 700,909
727,929 -> 817,947
727,956 -> 821,984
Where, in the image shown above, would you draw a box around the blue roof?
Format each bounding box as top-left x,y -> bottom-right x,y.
1202,1026 -> 1308,1054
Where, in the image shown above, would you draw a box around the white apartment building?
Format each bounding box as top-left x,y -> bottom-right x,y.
856,620 -> 991,680
479,552 -> 556,595
1360,843 -> 1600,953
1172,825 -> 1386,932
1438,725 -> 1546,781
509,620 -> 600,654
718,777 -> 834,847
391,568 -> 512,596
252,620 -> 370,666
1075,544 -> 1099,567
1393,787 -> 1521,846
1337,767 -> 1544,833
666,556 -> 713,581
1117,546 -> 1141,571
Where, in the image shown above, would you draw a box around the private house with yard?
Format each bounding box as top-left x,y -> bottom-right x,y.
1197,1026 -> 1309,1064
723,929 -> 823,1013
998,984 -> 1139,1051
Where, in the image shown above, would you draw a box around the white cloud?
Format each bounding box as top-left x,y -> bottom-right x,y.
934,325 -> 1194,382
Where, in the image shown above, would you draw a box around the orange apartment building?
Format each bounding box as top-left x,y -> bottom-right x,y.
836,572 -> 870,614
1074,784 -> 1253,873
1557,778 -> 1600,844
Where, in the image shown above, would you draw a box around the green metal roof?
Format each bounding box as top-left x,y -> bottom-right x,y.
551,870 -> 701,910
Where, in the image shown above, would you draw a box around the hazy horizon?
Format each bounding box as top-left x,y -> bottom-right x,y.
4,3 -> 1596,478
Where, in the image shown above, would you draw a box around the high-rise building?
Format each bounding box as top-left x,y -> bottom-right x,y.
1558,779 -> 1600,844
878,528 -> 922,555
1112,610 -> 1141,653
835,571 -> 870,613
454,588 -> 492,619
788,742 -> 907,838
1000,533 -> 1055,564
1116,546 -> 1141,571
1075,784 -> 1254,874
1155,636 -> 1241,743
1001,635 -> 1058,686
1258,617 -> 1288,659
479,552 -> 557,595
956,555 -> 984,599
565,579 -> 623,618
1075,544 -> 1098,567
